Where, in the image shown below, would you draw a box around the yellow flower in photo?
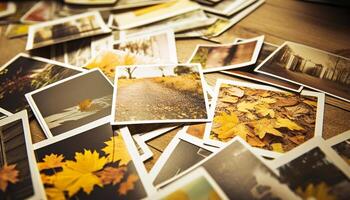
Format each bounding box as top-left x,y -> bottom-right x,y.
102,135 -> 131,165
54,150 -> 107,197
37,153 -> 64,171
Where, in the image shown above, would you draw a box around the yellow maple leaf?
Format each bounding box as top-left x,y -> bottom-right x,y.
296,182 -> 336,200
248,118 -> 283,139
237,101 -> 257,113
255,104 -> 275,118
37,154 -> 64,171
0,164 -> 19,192
217,123 -> 251,141
102,135 -> 131,165
212,112 -> 239,136
271,143 -> 284,153
118,174 -> 139,195
54,150 -> 107,197
275,117 -> 304,131
40,173 -> 56,185
45,187 -> 66,200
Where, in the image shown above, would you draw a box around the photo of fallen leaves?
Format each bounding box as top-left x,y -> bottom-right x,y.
210,83 -> 319,153
35,128 -> 147,199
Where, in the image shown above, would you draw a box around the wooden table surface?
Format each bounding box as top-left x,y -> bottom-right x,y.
1,0 -> 350,171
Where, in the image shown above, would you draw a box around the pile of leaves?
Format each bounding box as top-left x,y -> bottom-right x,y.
37,134 -> 139,199
210,84 -> 318,153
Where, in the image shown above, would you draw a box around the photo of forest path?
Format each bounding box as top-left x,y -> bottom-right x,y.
115,65 -> 208,122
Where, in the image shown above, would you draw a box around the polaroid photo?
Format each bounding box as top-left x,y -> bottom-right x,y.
111,0 -> 200,30
111,64 -> 210,125
133,134 -> 154,161
26,11 -> 111,50
271,137 -> 350,199
149,167 -> 229,200
204,79 -> 325,158
158,137 -> 300,199
255,41 -> 350,102
118,9 -> 215,38
26,69 -> 113,138
20,1 -> 57,24
149,131 -> 215,186
0,110 -> 46,199
222,40 -> 303,92
5,24 -> 29,39
113,30 -> 178,64
201,0 -> 257,17
64,37 -> 92,67
84,50 -> 160,82
326,129 -> 350,167
0,53 -> 84,114
33,120 -> 155,199
176,0 -> 265,38
0,2 -> 16,18
64,0 -> 117,5
188,36 -> 264,73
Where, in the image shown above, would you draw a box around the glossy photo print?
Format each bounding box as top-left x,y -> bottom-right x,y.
33,122 -> 154,199
26,69 -> 113,137
255,41 -> 350,102
0,53 -> 83,114
112,64 -> 210,125
0,111 -> 46,200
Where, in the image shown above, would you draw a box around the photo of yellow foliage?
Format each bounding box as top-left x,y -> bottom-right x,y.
35,124 -> 148,199
208,81 -> 322,153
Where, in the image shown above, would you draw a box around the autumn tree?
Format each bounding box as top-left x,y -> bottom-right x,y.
158,66 -> 165,77
174,65 -> 192,75
124,67 -> 137,79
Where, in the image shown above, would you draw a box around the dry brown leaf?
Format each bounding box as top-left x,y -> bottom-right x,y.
0,164 -> 19,192
275,97 -> 299,107
275,117 -> 304,131
96,166 -> 126,185
288,135 -> 305,145
118,174 -> 139,195
247,136 -> 265,148
285,106 -> 309,119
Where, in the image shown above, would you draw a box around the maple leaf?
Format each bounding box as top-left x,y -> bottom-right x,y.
271,143 -> 284,153
237,101 -> 257,113
212,112 -> 239,136
0,164 -> 19,192
118,174 -> 139,195
102,135 -> 131,165
284,105 -> 309,119
245,112 -> 257,120
54,150 -> 107,197
288,135 -> 305,145
248,118 -> 283,139
296,182 -> 336,200
275,117 -> 304,131
95,166 -> 126,185
255,104 -> 275,118
37,154 -> 64,171
40,173 -> 56,185
45,187 -> 66,200
217,123 -> 251,141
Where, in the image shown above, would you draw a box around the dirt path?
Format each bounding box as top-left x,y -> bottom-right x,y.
115,79 -> 207,121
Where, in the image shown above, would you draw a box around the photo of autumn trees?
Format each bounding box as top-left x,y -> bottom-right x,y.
210,83 -> 319,153
34,124 -> 147,199
114,64 -> 208,123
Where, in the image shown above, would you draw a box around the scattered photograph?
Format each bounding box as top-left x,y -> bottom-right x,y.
113,30 -> 178,64
326,130 -> 350,166
255,41 -> 350,102
161,138 -> 300,199
33,122 -> 154,199
112,0 -> 200,30
205,79 -> 324,157
26,69 -> 113,137
151,167 -> 228,200
223,41 -> 303,92
112,64 -> 210,125
20,1 -> 57,24
118,9 -> 214,38
189,36 -> 264,72
0,110 -> 46,199
84,50 -> 159,81
0,2 -> 16,18
64,0 -> 117,5
64,37 -> 92,67
5,24 -> 29,39
0,53 -> 83,114
26,11 -> 111,50
150,134 -> 213,186
273,139 -> 350,200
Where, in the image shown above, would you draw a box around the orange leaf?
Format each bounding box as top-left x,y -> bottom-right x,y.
118,174 -> 139,195
0,164 -> 19,192
247,136 -> 265,148
95,166 -> 126,185
187,124 -> 206,139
